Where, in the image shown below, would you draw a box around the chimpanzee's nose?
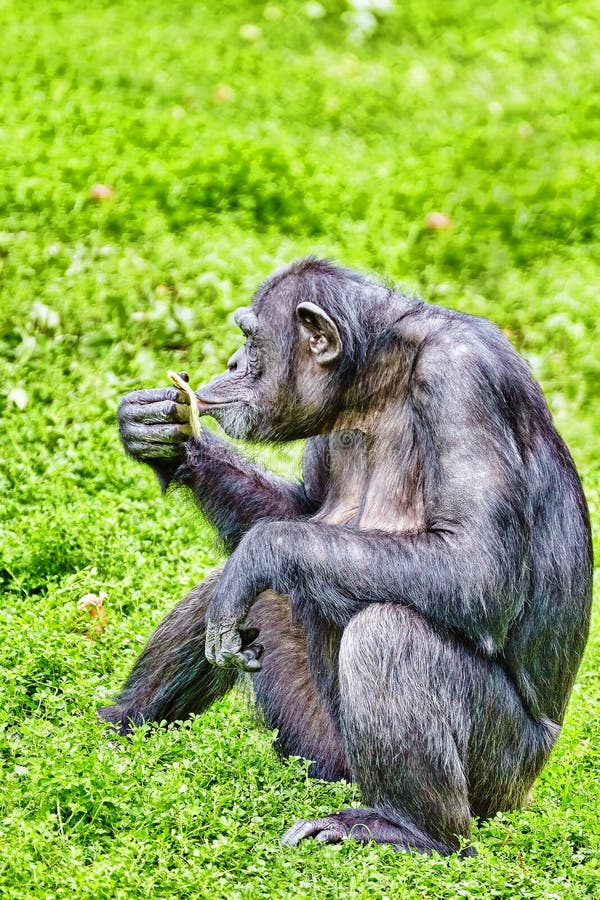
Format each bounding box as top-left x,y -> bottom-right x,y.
227,347 -> 245,372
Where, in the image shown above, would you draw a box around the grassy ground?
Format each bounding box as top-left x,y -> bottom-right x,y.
0,1 -> 599,897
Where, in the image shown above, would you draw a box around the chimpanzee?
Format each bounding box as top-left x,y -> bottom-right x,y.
100,258 -> 592,856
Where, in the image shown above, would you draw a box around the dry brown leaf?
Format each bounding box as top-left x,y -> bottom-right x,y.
425,211 -> 453,231
77,591 -> 108,638
89,183 -> 115,201
213,84 -> 235,103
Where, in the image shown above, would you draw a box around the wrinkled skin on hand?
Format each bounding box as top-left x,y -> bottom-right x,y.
204,620 -> 264,672
118,374 -> 193,462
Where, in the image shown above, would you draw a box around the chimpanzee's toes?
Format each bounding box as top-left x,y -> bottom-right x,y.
281,817 -> 349,846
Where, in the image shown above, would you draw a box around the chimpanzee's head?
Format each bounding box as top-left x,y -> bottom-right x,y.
196,258 -> 386,441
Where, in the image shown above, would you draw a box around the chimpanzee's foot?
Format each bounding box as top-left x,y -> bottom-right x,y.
281,807 -> 470,856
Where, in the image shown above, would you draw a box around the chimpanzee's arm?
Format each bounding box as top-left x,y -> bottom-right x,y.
118,386 -> 328,550
207,515 -> 525,661
176,431 -> 326,550
206,337 -> 536,666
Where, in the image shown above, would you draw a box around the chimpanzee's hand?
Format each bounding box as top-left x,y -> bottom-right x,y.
205,619 -> 264,672
118,374 -> 194,462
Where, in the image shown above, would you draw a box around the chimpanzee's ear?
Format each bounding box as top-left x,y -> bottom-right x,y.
296,301 -> 342,364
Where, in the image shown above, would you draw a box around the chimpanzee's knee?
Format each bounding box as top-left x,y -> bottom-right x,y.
339,602 -> 450,692
338,600 -> 464,758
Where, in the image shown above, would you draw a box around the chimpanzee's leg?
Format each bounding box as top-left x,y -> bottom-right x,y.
283,604 -> 557,855
98,580 -> 349,782
98,568 -> 236,735
248,592 -> 350,782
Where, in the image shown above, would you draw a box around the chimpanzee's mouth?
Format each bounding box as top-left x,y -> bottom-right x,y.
196,396 -> 243,410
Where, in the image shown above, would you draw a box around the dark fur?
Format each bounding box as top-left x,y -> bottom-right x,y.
102,258 -> 593,855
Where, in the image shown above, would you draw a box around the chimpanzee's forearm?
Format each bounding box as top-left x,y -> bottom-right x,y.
210,519 -> 526,655
172,433 -> 318,550
146,457 -> 184,492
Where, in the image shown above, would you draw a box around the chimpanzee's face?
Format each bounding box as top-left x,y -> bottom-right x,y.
196,294 -> 344,441
196,306 -> 278,440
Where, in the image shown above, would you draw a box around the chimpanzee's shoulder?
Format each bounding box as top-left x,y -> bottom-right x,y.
407,305 -> 536,413
410,305 -> 521,373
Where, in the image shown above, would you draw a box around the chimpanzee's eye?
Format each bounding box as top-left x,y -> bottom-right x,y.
246,341 -> 259,367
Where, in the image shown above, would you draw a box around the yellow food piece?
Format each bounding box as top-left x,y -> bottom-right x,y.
167,370 -> 202,437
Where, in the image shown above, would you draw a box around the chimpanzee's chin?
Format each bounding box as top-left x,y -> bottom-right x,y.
211,404 -> 258,441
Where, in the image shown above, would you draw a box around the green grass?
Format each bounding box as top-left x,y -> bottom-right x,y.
0,1 -> 599,896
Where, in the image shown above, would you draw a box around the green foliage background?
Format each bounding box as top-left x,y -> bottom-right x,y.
0,1 -> 598,897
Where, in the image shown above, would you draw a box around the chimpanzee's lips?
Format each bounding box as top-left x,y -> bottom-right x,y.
195,395 -> 241,409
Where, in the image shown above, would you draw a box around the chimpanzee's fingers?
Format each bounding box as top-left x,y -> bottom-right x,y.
125,441 -> 184,459
124,400 -> 191,426
121,423 -> 193,445
215,632 -> 243,668
240,644 -> 264,671
120,419 -> 194,461
219,647 -> 262,672
205,622 -> 261,670
120,388 -> 187,407
239,627 -> 264,667
205,622 -> 218,665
